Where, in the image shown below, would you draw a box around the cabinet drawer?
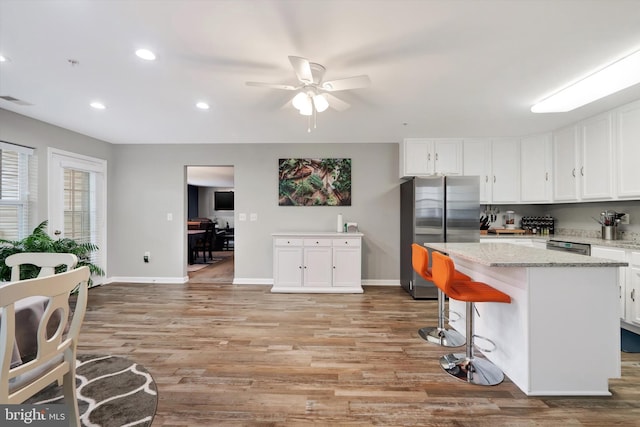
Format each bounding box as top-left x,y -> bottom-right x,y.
333,238 -> 361,247
274,238 -> 303,247
631,252 -> 640,267
303,238 -> 332,247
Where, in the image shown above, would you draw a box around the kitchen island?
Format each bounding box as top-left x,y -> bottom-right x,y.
424,242 -> 627,396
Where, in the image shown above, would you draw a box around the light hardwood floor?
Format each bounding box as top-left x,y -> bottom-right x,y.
79,271 -> 640,426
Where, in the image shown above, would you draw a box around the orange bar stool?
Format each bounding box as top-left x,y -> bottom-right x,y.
411,243 -> 470,348
431,251 -> 511,386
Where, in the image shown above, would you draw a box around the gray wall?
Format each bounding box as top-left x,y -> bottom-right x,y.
110,142 -> 400,282
0,109 -> 113,228
1,108 -> 401,284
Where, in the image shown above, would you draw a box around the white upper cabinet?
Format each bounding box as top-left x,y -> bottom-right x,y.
553,125 -> 580,202
580,112 -> 614,200
400,138 -> 462,178
462,139 -> 492,203
520,133 -> 552,203
491,138 -> 520,203
616,100 -> 640,198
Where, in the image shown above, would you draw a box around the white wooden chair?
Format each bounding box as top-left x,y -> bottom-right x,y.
5,252 -> 79,282
0,266 -> 90,426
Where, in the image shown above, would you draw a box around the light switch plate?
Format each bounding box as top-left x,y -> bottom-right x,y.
250,213 -> 258,221
238,213 -> 247,221
620,213 -> 630,225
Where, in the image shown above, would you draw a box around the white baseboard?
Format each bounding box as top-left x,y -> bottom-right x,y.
232,278 -> 273,285
106,276 -> 187,284
103,276 -> 401,287
362,279 -> 400,287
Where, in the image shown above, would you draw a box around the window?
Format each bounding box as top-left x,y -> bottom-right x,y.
64,169 -> 92,244
0,141 -> 33,240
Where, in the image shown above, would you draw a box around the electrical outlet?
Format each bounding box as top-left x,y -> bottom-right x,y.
621,214 -> 630,225
144,251 -> 150,263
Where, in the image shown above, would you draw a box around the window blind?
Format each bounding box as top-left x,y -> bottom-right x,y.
0,141 -> 34,240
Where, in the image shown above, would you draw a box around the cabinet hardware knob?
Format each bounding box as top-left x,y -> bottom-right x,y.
485,175 -> 488,183
580,166 -> 584,176
545,172 -> 549,181
435,153 -> 439,161
428,153 -> 431,161
493,175 -> 496,183
632,289 -> 636,302
572,168 -> 576,177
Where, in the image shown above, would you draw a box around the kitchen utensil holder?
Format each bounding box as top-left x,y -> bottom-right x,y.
602,225 -> 617,240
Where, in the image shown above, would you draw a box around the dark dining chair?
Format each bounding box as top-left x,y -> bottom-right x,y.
192,222 -> 216,262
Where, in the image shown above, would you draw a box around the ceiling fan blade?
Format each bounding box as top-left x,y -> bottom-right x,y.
325,94 -> 351,111
246,82 -> 297,90
322,75 -> 371,91
288,56 -> 313,83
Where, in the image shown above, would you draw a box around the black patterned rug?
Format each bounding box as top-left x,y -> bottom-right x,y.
26,354 -> 157,427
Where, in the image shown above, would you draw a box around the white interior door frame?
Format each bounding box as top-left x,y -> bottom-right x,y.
48,148 -> 107,283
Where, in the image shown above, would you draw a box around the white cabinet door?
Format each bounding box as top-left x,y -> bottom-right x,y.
463,139 -> 491,203
433,139 -> 463,175
491,139 -> 520,203
552,125 -> 579,202
333,246 -> 361,287
520,133 -> 552,203
303,245 -> 333,287
616,100 -> 640,198
401,138 -> 433,177
629,252 -> 640,326
273,246 -> 303,287
580,112 -> 614,200
591,246 -> 627,320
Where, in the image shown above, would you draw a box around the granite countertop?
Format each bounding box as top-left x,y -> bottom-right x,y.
425,242 -> 629,267
480,233 -> 640,251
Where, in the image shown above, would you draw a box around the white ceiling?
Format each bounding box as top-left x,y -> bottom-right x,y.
187,165 -> 234,187
1,0 -> 640,145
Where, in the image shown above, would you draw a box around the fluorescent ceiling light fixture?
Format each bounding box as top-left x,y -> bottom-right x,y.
532,48 -> 640,113
135,49 -> 156,61
195,102 -> 210,110
90,101 -> 106,110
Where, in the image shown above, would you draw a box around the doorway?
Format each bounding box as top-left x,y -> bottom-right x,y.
186,166 -> 234,282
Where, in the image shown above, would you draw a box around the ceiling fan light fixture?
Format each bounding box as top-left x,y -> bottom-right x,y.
313,94 -> 329,112
299,102 -> 313,116
292,92 -> 310,111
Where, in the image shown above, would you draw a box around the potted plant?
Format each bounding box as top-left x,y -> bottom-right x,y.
0,220 -> 104,285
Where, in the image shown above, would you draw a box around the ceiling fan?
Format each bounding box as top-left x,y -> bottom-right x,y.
246,56 -> 371,130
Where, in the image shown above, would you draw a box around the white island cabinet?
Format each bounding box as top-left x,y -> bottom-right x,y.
272,232 -> 363,293
424,242 -> 626,396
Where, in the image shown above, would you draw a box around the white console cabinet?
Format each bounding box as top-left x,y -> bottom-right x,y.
272,232 -> 363,293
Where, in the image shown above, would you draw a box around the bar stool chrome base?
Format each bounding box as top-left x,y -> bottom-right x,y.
439,353 -> 505,386
418,287 -> 465,347
418,326 -> 465,347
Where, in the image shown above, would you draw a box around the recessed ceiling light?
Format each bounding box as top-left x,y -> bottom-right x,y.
0,55 -> 7,62
90,101 -> 106,110
135,49 -> 156,61
196,102 -> 210,110
531,48 -> 640,113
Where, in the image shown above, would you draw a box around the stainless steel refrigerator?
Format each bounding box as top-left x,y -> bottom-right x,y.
400,176 -> 480,299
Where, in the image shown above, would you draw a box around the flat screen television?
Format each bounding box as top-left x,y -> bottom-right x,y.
214,191 -> 234,211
